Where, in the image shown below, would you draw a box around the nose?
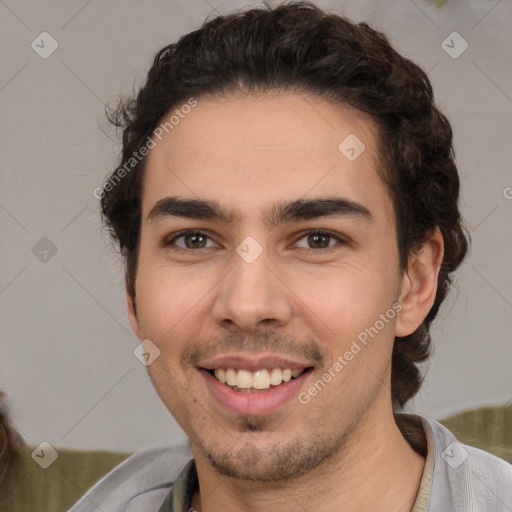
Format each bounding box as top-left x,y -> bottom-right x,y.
212,247 -> 293,332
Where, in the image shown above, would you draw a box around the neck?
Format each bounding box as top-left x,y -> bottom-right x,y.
190,404 -> 425,512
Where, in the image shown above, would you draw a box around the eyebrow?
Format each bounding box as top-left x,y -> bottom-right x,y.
147,196 -> 372,227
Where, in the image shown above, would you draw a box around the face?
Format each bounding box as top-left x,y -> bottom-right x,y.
129,92 -> 408,481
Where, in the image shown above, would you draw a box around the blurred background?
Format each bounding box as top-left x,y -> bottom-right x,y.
1,0 -> 511,453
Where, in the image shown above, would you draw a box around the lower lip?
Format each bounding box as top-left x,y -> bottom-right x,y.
199,368 -> 312,415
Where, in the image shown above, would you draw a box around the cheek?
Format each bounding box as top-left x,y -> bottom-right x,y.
134,263 -> 201,341
291,260 -> 398,334
306,270 -> 398,394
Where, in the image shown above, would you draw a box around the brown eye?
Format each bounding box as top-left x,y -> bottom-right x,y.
183,233 -> 208,249
165,231 -> 216,250
307,233 -> 331,249
294,231 -> 343,251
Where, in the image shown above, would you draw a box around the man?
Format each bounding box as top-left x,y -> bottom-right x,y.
70,2 -> 512,511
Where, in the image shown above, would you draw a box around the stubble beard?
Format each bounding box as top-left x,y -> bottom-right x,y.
196,412 -> 358,482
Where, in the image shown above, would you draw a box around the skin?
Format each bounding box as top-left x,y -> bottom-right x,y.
127,92 -> 444,512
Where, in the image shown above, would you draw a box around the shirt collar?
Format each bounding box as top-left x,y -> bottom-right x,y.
158,458 -> 198,512
411,415 -> 436,511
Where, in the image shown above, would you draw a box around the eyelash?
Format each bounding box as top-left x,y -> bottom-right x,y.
162,230 -> 347,253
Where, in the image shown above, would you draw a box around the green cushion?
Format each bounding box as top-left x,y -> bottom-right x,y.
439,404 -> 512,463
2,444 -> 132,512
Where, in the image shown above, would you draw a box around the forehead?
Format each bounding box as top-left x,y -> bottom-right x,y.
141,93 -> 392,225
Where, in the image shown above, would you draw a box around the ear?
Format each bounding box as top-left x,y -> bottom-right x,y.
395,228 -> 444,337
126,280 -> 142,340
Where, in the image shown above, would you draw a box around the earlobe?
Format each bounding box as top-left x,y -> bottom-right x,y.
126,281 -> 141,340
395,228 -> 444,338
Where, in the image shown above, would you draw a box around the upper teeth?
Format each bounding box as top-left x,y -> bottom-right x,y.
214,368 -> 304,390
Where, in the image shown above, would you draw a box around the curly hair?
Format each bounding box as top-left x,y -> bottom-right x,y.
100,1 -> 469,408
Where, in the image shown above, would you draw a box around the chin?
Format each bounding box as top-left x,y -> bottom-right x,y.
199,428 -> 348,483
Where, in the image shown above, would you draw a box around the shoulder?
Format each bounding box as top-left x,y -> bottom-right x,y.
422,417 -> 512,512
67,443 -> 192,512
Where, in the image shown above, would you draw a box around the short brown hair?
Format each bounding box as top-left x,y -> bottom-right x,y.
100,1 -> 469,407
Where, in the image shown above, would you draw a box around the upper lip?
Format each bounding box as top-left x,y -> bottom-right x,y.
197,354 -> 315,371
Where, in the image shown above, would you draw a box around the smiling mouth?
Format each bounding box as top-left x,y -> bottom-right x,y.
206,367 -> 313,392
